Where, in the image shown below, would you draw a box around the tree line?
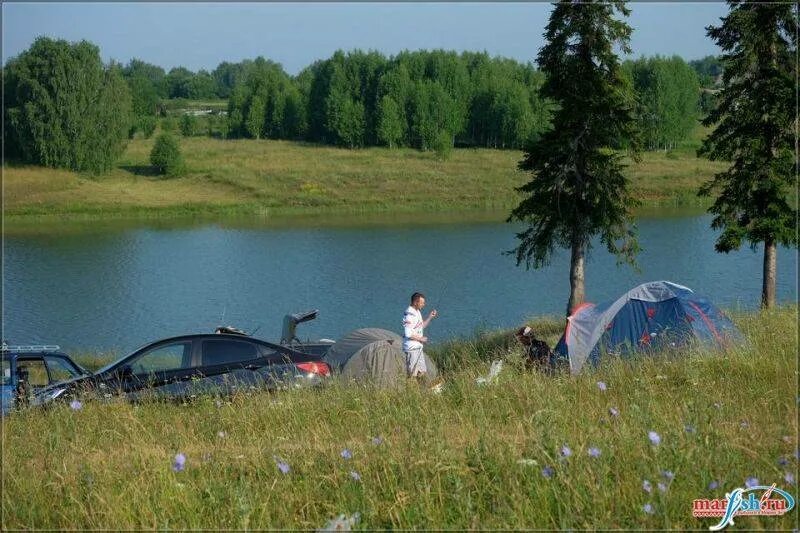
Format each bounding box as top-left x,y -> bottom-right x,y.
3,36 -> 715,173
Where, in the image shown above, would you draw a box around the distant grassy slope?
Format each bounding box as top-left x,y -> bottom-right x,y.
1,307 -> 796,529
4,126 -> 727,221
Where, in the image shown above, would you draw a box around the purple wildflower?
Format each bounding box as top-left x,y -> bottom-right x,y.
661,470 -> 675,481
541,466 -> 554,479
596,381 -> 607,392
341,449 -> 353,460
657,482 -> 668,493
172,453 -> 186,472
784,472 -> 795,485
642,479 -> 653,493
643,503 -> 654,515
745,477 -> 759,489
684,424 -> 696,434
69,399 -> 83,410
648,431 -> 661,446
778,456 -> 789,467
708,480 -> 719,490
372,436 -> 383,446
588,447 -> 601,458
275,460 -> 290,475
609,407 -> 620,417
349,470 -> 361,482
560,445 -> 572,458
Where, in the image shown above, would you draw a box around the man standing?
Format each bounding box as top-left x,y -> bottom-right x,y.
402,292 -> 438,377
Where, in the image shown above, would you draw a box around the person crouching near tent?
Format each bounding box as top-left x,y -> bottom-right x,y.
515,326 -> 558,374
402,292 -> 437,379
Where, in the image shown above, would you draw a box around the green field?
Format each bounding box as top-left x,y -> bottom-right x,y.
3,126 -> 727,222
2,307 -> 796,529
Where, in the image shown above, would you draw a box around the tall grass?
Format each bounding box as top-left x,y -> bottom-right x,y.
2,307 -> 796,529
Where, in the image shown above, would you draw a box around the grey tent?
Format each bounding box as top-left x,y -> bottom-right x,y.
323,328 -> 438,387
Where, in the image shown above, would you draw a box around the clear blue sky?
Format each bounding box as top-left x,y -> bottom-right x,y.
3,3 -> 728,75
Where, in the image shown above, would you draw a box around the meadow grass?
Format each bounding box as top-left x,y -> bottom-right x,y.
3,126 -> 728,223
1,307 -> 796,529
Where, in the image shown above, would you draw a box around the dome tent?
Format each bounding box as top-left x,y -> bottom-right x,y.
324,328 -> 438,387
554,281 -> 741,374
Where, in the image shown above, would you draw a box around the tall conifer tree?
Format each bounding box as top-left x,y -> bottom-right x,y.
508,0 -> 641,315
698,1 -> 797,308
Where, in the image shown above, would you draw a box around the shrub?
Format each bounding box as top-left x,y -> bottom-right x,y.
180,114 -> 198,137
149,133 -> 185,177
433,130 -> 453,160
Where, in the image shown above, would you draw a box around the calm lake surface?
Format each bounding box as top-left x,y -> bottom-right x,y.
3,210 -> 797,353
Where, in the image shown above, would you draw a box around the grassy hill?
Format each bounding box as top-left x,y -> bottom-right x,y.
2,307 -> 796,529
3,127 -> 727,222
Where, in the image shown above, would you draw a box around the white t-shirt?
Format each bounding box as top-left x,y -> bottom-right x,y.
402,306 -> 424,351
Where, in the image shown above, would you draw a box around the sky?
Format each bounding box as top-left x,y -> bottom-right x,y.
3,3 -> 729,75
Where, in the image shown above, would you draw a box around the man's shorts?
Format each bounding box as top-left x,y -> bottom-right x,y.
404,347 -> 427,377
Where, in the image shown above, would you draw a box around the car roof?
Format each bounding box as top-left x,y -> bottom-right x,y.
133,333 -> 316,357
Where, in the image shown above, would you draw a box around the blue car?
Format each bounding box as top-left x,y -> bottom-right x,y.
1,344 -> 88,414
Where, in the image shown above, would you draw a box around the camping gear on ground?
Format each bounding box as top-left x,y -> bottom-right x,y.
324,328 -> 439,387
476,359 -> 504,385
554,281 -> 742,374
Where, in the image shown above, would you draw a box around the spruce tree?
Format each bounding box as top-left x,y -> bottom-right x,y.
508,0 -> 641,316
698,1 -> 797,308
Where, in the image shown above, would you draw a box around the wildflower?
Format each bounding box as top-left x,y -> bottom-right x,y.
172,453 -> 186,472
661,470 -> 675,481
643,503 -> 654,515
560,445 -> 572,458
541,466 -> 554,479
596,381 -> 607,392
517,458 -> 537,467
745,477 -> 759,489
684,424 -> 696,434
341,449 -> 353,460
713,402 -> 722,409
320,513 -> 361,531
642,479 -> 652,493
217,431 -> 226,439
708,480 -> 719,490
608,407 -> 620,417
371,436 -> 383,446
778,456 -> 789,467
588,447 -> 601,458
657,482 -> 668,493
276,460 -> 290,475
739,420 -> 750,429
69,399 -> 83,410
648,431 -> 661,446
784,472 -> 795,485
349,470 -> 361,482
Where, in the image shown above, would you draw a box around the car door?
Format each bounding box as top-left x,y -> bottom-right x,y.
43,355 -> 85,384
115,340 -> 196,400
191,338 -> 267,396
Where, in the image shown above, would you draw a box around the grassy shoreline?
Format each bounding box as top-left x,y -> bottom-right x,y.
3,131 -> 726,225
2,307 -> 796,529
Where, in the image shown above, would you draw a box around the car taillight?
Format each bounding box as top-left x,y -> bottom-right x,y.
296,361 -> 331,377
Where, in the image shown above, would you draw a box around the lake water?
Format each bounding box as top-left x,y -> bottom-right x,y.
3,210 -> 796,353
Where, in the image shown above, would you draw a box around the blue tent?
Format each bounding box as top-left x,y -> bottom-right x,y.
554,281 -> 741,374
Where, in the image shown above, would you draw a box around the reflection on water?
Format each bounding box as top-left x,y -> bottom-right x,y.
3,211 -> 796,352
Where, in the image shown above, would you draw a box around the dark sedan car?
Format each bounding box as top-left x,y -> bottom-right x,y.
33,333 -> 331,406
